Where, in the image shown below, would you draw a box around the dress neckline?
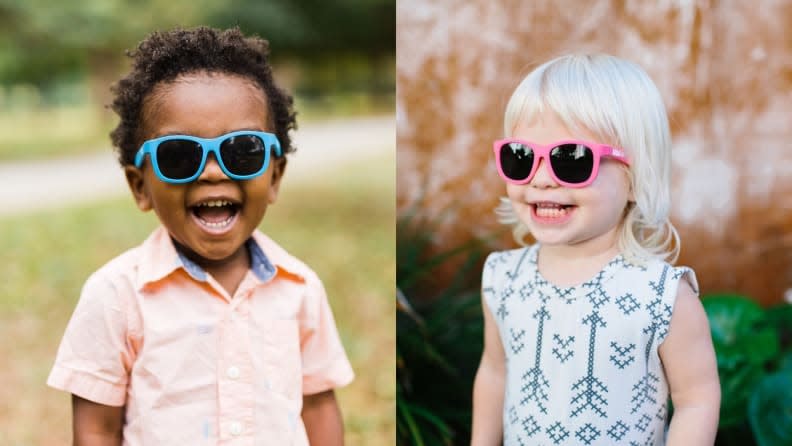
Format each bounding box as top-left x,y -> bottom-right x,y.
523,244 -> 628,302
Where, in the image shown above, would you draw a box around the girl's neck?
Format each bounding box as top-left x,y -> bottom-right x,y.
536,230 -> 622,288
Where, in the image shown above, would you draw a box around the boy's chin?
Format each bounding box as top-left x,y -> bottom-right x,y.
171,235 -> 249,267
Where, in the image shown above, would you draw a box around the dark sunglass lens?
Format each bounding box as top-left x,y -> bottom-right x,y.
156,140 -> 203,179
220,135 -> 266,176
550,144 -> 594,183
499,142 -> 534,181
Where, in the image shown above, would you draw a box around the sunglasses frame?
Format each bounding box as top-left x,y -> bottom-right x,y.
492,138 -> 630,188
134,130 -> 282,184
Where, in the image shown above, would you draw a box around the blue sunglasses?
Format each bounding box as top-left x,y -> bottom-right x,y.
134,130 -> 282,184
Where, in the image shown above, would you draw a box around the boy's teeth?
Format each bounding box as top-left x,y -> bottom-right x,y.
197,200 -> 232,207
200,215 -> 235,228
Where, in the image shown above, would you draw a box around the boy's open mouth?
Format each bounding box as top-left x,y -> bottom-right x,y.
190,199 -> 241,230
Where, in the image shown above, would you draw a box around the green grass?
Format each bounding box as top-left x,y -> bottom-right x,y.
0,152 -> 394,445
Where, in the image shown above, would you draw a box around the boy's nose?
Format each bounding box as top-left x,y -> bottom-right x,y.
197,153 -> 229,182
529,158 -> 559,189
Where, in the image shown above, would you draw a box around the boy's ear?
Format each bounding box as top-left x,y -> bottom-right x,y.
267,158 -> 287,205
124,166 -> 153,211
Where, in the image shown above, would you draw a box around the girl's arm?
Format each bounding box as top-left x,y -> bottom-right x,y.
72,395 -> 124,446
302,389 -> 344,446
659,279 -> 721,446
470,294 -> 506,446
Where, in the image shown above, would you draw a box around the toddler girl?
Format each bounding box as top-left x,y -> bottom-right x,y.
471,53 -> 720,445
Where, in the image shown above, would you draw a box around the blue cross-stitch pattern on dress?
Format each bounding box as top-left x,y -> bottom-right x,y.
546,421 -> 570,444
551,284 -> 575,304
519,294 -> 551,414
609,341 -> 636,369
510,405 -> 520,426
655,402 -> 667,420
505,249 -> 532,281
510,328 -> 526,355
551,334 -> 575,363
575,423 -> 601,445
635,413 -> 652,432
581,270 -> 612,309
607,420 -> 630,441
616,293 -> 640,315
496,284 -> 514,321
485,250 -> 511,272
518,283 -> 533,301
645,296 -> 673,343
647,265 -> 668,298
521,415 -> 541,437
630,372 -> 659,414
629,429 -> 658,446
570,310 -> 608,418
630,436 -> 656,446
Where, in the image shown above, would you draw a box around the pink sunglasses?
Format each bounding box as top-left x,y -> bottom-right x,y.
493,138 -> 630,188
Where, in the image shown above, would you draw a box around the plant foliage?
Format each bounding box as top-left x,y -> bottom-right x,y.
703,294 -> 792,446
396,215 -> 487,446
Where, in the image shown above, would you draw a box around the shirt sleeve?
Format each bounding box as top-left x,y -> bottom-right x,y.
47,273 -> 135,406
298,273 -> 355,395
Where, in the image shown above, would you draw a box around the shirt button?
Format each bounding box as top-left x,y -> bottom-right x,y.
230,421 -> 243,436
226,366 -> 240,380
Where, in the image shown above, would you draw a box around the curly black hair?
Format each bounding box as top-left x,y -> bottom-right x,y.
109,26 -> 297,166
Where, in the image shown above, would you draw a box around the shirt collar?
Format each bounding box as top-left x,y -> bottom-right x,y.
135,227 -> 304,290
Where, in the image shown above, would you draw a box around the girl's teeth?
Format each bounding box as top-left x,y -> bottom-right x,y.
535,204 -> 569,218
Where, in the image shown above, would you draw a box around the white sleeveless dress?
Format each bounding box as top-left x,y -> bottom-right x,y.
482,244 -> 697,446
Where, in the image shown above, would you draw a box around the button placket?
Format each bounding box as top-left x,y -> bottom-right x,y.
218,306 -> 255,440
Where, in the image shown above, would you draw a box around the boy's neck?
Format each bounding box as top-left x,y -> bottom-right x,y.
173,238 -> 252,297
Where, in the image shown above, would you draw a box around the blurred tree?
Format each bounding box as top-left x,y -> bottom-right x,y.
208,0 -> 394,58
0,0 -> 208,84
0,0 -> 394,95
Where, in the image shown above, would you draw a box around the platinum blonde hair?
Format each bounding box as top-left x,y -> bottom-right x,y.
496,53 -> 680,264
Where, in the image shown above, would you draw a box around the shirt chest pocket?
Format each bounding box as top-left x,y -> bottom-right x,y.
255,318 -> 302,400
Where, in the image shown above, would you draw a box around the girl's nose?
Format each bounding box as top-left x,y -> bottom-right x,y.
529,158 -> 559,189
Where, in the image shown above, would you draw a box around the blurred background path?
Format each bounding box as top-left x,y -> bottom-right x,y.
0,115 -> 393,217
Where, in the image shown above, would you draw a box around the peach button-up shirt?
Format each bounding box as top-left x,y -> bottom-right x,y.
48,227 -> 354,445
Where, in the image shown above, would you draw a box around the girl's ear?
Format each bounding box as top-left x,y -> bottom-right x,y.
124,166 -> 153,211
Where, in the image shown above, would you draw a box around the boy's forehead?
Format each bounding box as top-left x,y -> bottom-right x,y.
149,71 -> 268,106
140,72 -> 271,138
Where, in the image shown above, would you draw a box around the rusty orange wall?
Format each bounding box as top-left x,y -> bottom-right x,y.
396,1 -> 792,306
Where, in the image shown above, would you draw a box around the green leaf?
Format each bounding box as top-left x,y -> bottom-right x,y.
702,294 -> 781,429
748,368 -> 792,446
703,294 -> 779,366
718,362 -> 766,428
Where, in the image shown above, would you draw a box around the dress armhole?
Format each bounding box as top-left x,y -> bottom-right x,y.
481,251 -> 500,315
